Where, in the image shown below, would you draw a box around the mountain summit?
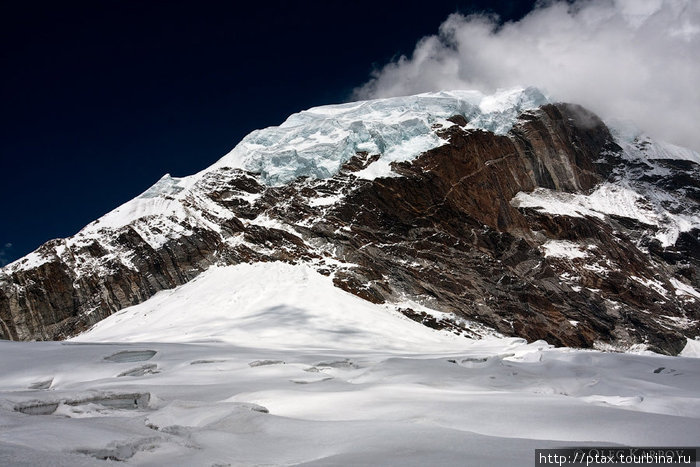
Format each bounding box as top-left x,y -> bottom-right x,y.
1,88 -> 698,354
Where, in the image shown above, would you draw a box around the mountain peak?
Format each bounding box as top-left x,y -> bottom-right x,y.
1,92 -> 698,356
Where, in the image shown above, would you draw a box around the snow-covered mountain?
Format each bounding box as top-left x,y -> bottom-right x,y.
1,87 -> 699,355
2,88 -> 700,466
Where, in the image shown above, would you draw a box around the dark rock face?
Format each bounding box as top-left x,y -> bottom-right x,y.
1,103 -> 698,354
0,228 -> 223,340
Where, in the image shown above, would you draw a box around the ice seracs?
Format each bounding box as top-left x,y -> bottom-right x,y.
78,84 -> 699,244
31,84 -> 698,248
207,86 -> 548,184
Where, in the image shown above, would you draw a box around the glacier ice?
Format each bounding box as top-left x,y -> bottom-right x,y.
207,87 -> 549,184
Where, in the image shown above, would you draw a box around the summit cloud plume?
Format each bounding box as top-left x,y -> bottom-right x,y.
355,0 -> 700,151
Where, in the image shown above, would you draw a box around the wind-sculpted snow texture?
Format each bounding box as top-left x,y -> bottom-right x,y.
1,88 -> 699,355
1,327 -> 700,465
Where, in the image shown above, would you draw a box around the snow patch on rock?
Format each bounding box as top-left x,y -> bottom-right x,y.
512,182 -> 699,247
542,240 -> 589,259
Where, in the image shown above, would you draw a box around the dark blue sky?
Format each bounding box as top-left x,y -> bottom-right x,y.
1,0 -> 537,265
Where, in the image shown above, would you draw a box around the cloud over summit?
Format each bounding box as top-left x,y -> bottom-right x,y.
355,0 -> 700,151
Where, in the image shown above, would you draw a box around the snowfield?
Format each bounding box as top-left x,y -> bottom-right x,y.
1,262 -> 699,466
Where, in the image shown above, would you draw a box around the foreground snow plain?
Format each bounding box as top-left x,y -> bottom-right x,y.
1,263 -> 699,466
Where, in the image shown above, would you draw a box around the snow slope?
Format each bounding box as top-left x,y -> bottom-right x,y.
512,137 -> 700,248
71,262 -> 478,351
512,182 -> 700,247
516,116 -> 700,248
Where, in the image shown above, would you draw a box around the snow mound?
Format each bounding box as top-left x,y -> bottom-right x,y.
209,87 -> 548,184
72,262 -> 473,352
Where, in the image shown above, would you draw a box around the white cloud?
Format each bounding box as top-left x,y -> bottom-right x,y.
355,0 -> 700,152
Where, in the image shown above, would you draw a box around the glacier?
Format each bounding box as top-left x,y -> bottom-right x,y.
207,86 -> 549,184
36,87 -> 544,246
1,260 -> 699,465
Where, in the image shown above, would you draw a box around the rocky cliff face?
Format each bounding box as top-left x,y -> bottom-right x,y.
1,92 -> 698,354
